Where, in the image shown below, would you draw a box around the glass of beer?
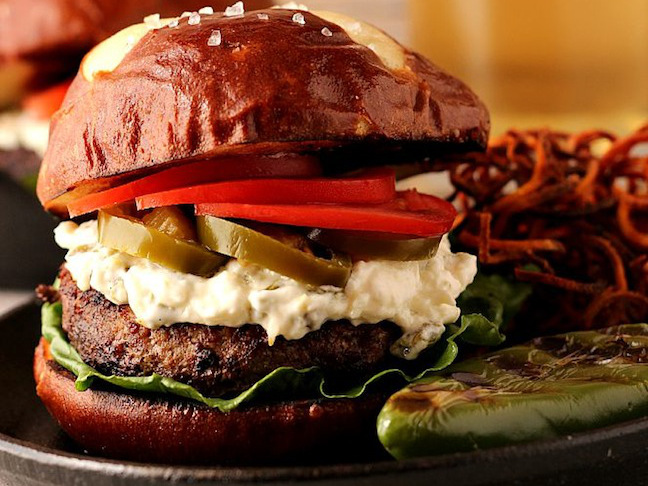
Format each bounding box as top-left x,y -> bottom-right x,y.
409,0 -> 648,134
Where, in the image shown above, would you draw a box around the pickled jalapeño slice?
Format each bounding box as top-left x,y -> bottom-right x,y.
98,210 -> 226,276
197,216 -> 352,287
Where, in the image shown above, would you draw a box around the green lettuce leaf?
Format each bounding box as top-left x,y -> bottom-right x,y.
454,272 -> 533,346
42,300 -> 502,411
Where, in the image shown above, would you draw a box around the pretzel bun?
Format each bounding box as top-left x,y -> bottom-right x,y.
37,8 -> 489,213
34,339 -> 386,465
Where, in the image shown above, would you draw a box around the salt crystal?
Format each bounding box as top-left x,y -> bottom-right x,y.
168,18 -> 179,28
292,12 -> 305,25
208,29 -> 222,46
199,6 -> 214,15
188,12 -> 201,25
321,27 -> 332,37
257,13 -> 269,20
143,13 -> 162,29
224,1 -> 244,17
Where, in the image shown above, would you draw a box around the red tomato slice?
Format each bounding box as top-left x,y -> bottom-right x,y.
196,190 -> 456,237
136,168 -> 395,210
67,154 -> 321,217
22,79 -> 72,120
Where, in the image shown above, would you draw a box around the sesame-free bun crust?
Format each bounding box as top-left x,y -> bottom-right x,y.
37,9 -> 489,212
34,339 -> 386,465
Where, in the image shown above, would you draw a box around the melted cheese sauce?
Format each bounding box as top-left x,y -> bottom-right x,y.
313,10 -> 407,71
55,220 -> 476,358
276,4 -> 407,71
82,20 -> 175,82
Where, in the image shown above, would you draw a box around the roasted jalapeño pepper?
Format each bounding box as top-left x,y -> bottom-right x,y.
377,324 -> 648,459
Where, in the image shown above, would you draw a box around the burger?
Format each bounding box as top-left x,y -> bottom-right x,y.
0,0 -> 269,184
33,4 -> 493,465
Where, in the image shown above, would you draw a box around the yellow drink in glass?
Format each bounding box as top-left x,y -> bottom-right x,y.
409,0 -> 648,134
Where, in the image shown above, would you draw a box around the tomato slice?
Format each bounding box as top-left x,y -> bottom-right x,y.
22,79 -> 72,120
136,168 -> 395,210
67,154 -> 321,218
195,190 -> 457,237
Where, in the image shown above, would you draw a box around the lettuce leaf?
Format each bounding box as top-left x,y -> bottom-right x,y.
454,272 -> 533,346
42,298 -> 513,411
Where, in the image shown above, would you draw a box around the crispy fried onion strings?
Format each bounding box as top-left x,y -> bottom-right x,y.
446,124 -> 648,330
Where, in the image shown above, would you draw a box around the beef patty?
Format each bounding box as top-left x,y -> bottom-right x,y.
58,267 -> 400,397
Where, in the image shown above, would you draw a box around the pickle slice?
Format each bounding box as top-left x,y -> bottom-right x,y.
307,229 -> 441,261
197,216 -> 352,287
98,210 -> 227,276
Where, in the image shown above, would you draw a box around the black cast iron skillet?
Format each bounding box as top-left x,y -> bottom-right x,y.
1,303 -> 647,486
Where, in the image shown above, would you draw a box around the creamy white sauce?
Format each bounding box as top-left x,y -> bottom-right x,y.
0,111 -> 49,157
82,19 -> 177,82
313,10 -> 407,71
275,4 -> 408,71
55,220 -> 477,358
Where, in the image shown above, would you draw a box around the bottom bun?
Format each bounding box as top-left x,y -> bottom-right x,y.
34,339 -> 387,465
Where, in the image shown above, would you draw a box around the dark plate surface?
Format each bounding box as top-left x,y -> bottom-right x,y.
1,303 -> 647,486
0,174 -> 64,289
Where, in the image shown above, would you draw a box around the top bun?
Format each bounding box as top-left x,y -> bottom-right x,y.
37,7 -> 489,213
